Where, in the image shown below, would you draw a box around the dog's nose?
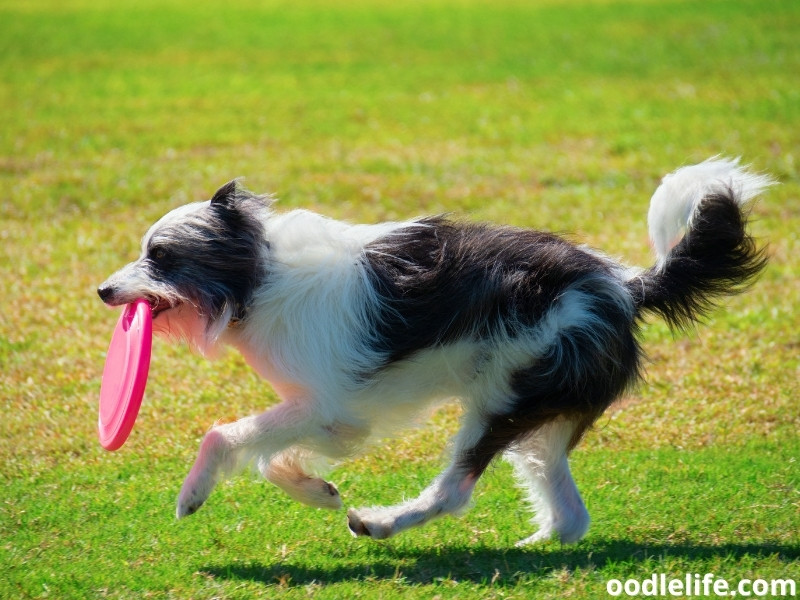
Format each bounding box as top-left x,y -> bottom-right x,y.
97,285 -> 114,303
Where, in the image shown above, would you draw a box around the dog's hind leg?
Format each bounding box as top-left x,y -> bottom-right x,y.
258,450 -> 342,510
177,400 -> 319,518
505,418 -> 590,546
346,407 -> 592,542
347,411 -> 489,540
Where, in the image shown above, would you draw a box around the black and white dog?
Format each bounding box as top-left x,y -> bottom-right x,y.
98,158 -> 772,545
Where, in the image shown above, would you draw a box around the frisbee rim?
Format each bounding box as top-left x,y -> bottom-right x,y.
98,299 -> 152,451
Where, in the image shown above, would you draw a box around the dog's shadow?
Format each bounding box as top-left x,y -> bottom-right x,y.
200,539 -> 799,588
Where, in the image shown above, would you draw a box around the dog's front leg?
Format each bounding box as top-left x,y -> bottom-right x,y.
176,400 -> 312,518
176,427 -> 231,518
258,451 -> 342,510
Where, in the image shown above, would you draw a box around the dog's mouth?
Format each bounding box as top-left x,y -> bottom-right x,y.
149,298 -> 176,319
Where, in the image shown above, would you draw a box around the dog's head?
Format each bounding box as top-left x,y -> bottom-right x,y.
98,180 -> 270,350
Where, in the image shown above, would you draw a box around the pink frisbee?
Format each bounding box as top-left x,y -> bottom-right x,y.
98,298 -> 152,451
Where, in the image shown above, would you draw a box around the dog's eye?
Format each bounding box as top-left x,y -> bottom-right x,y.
149,247 -> 167,262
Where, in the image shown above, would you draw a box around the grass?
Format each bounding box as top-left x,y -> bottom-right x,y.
1,0 -> 799,598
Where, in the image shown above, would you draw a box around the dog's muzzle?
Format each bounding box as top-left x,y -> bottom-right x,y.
97,285 -> 116,304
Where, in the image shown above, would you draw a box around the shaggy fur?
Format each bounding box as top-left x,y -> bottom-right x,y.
98,157 -> 772,544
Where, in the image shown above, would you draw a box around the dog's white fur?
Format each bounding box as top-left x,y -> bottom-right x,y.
648,156 -> 774,266
98,158 -> 772,544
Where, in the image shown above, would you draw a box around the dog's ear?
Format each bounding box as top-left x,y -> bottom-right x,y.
210,180 -> 240,208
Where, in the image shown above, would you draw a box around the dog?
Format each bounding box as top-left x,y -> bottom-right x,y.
98,157 -> 772,545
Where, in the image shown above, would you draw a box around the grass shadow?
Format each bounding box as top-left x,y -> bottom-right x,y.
201,539 -> 800,588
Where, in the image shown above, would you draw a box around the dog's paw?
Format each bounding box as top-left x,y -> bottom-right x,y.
176,477 -> 214,518
176,429 -> 229,519
304,478 -> 343,510
514,528 -> 556,547
176,489 -> 205,519
515,514 -> 590,547
278,476 -> 343,510
176,470 -> 215,518
260,456 -> 344,510
346,508 -> 396,540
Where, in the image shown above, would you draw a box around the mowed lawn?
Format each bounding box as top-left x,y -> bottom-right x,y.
1,0 -> 798,598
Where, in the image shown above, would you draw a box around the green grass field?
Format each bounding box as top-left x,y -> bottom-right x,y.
1,0 -> 798,598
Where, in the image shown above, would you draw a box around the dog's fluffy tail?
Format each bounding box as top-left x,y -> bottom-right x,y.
626,157 -> 774,331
